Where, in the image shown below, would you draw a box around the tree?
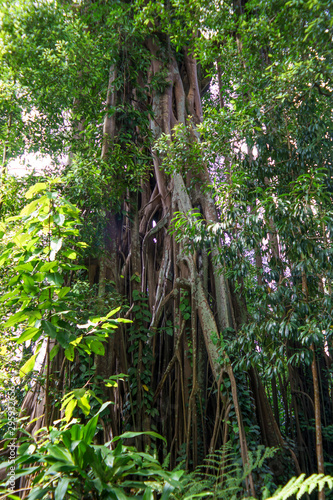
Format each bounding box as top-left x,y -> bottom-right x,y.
1,0 -> 333,497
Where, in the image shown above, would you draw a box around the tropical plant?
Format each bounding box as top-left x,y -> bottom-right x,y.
0,403 -> 183,500
178,443 -> 276,499
266,474 -> 333,500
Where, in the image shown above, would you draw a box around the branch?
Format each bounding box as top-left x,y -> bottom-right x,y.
150,287 -> 178,331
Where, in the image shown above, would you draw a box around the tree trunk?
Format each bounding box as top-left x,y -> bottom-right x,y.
19,24 -> 254,484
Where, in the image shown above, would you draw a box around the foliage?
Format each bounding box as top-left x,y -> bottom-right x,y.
0,181 -> 135,436
0,403 -> 183,500
0,180 -> 133,369
0,181 -> 86,371
62,146 -> 151,258
0,173 -> 39,218
1,0 -> 333,495
127,290 -> 156,422
178,443 -> 276,500
171,161 -> 333,371
266,473 -> 333,500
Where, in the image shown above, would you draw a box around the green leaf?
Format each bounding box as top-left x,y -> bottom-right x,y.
47,445 -> 73,463
101,322 -> 119,330
6,215 -> 21,222
105,306 -> 121,318
61,392 -> 75,409
77,395 -> 90,416
90,341 -> 105,356
143,488 -> 153,500
56,330 -> 70,349
76,241 -> 88,248
96,401 -> 112,415
112,431 -> 167,444
109,487 -> 129,500
46,272 -> 64,286
19,353 -> 37,377
42,320 -> 57,338
57,287 -> 71,299
20,198 -> 40,216
39,262 -> 58,272
50,344 -> 60,360
70,335 -> 83,347
83,415 -> 99,444
25,183 -> 47,199
8,275 -> 19,287
45,463 -> 76,474
22,274 -> 36,288
65,399 -> 77,422
0,249 -> 11,267
160,482 -> 175,500
64,345 -> 74,361
55,477 -> 71,500
4,311 -> 30,328
27,488 -> 50,500
15,262 -> 33,272
17,327 -> 40,344
73,388 -> 85,398
63,249 -> 77,259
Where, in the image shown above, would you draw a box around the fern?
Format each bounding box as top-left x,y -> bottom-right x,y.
175,441 -> 333,500
267,473 -> 333,500
179,443 -> 276,500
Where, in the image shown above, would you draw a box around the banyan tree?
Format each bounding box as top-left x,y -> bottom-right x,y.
1,0 -> 333,495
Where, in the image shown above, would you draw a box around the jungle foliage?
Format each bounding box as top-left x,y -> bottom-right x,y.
0,0 -> 333,498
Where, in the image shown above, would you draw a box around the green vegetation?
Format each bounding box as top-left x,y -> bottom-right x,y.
1,0 -> 333,498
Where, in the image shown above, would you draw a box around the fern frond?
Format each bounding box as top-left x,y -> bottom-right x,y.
266,473 -> 333,500
181,443 -> 277,500
162,452 -> 171,469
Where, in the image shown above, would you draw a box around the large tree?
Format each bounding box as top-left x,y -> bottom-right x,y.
1,0 -> 333,496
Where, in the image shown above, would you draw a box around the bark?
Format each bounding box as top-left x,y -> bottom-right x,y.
95,40 -> 251,476
249,366 -> 301,477
101,65 -> 117,158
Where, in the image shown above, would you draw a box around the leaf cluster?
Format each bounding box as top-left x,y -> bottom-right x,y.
0,403 -> 183,500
